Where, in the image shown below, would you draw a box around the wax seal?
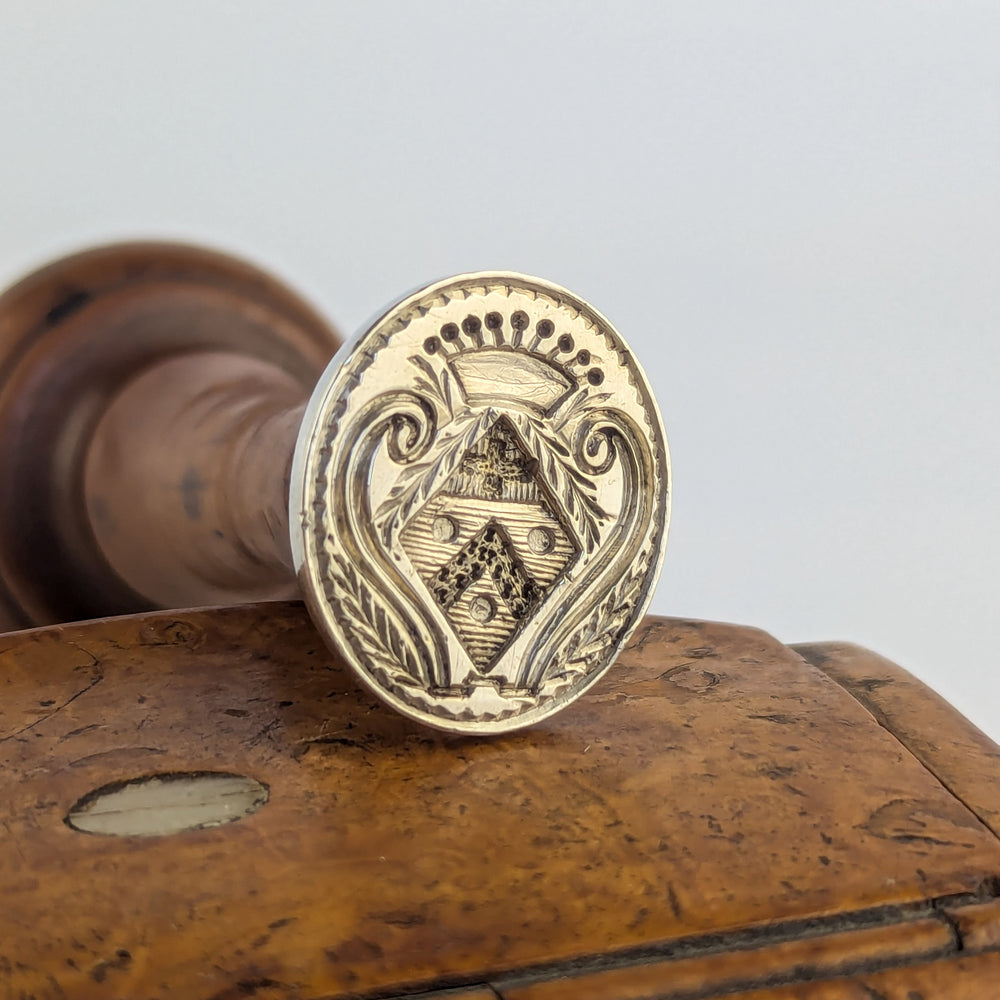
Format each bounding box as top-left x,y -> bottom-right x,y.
292,273 -> 670,732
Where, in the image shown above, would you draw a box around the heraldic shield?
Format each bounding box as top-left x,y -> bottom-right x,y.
293,272 -> 670,733
399,416 -> 580,674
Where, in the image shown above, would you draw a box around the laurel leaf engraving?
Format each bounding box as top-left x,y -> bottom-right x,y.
326,554 -> 425,688
408,354 -> 454,418
375,405 -> 609,555
547,549 -> 651,683
374,410 -> 495,546
551,387 -> 613,432
516,415 -> 608,553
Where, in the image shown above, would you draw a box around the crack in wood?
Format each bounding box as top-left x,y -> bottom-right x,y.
0,663 -> 104,743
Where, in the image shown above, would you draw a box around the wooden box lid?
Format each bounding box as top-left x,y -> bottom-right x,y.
1,603 -> 998,998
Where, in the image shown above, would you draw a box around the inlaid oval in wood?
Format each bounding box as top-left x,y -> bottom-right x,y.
65,771 -> 269,837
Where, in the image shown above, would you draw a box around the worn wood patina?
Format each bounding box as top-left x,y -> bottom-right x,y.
1,603 -> 998,998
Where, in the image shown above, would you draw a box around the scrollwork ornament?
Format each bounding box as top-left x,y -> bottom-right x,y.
291,272 -> 670,733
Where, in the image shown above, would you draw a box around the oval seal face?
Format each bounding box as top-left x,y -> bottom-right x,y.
291,273 -> 670,733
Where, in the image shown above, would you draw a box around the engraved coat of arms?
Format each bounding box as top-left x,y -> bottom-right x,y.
294,274 -> 669,732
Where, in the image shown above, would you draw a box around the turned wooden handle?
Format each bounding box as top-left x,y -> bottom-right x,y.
0,242 -> 339,629
84,351 -> 306,608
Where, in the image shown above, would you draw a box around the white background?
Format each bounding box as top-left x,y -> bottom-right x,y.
1,2 -> 997,739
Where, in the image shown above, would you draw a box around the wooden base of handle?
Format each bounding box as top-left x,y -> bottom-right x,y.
0,242 -> 339,628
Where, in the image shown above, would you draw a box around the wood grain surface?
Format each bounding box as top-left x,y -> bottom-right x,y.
1,604 -> 998,999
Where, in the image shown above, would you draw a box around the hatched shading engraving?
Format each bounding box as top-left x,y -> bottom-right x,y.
401,418 -> 578,671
